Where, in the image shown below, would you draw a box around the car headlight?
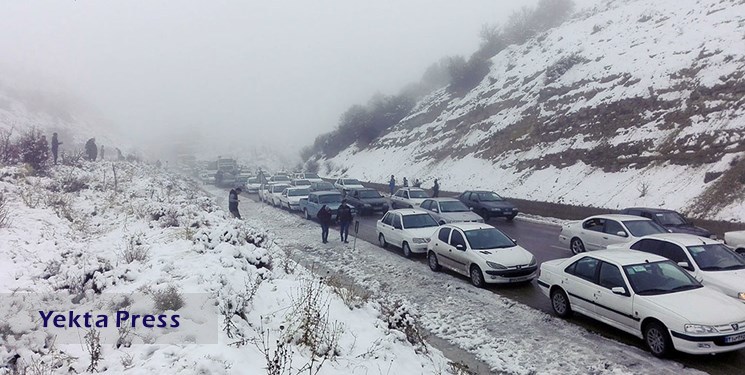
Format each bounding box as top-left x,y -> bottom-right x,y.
412,238 -> 430,244
529,256 -> 537,266
684,324 -> 719,334
738,292 -> 745,301
486,261 -> 507,269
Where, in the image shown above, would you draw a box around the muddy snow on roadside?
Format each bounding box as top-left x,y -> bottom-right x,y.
223,190 -> 706,375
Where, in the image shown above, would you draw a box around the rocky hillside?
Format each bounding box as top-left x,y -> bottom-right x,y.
319,0 -> 745,222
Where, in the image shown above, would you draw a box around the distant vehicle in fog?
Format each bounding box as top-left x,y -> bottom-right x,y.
420,198 -> 484,225
344,188 -> 388,215
291,179 -> 312,187
309,181 -> 336,192
725,231 -> 745,254
300,172 -> 323,183
334,178 -> 365,192
244,177 -> 262,194
279,187 -> 310,211
559,214 -> 668,254
457,190 -> 518,221
620,207 -> 714,238
390,188 -> 430,208
269,174 -> 292,184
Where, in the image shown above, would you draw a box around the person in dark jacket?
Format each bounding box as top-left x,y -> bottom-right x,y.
51,133 -> 62,164
433,179 -> 440,198
229,187 -> 242,219
85,138 -> 97,161
317,205 -> 332,243
100,145 -> 105,160
388,175 -> 395,196
337,199 -> 354,243
403,177 -> 408,187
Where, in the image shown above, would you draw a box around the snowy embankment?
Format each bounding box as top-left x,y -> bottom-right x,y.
231,195 -> 707,375
0,162 -> 449,374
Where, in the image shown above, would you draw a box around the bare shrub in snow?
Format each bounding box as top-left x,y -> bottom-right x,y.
545,53 -> 589,83
41,259 -> 61,279
45,192 -> 73,222
151,284 -> 184,312
447,361 -> 477,375
286,278 -> 343,363
254,327 -> 293,375
119,233 -> 150,264
194,222 -> 272,269
379,299 -> 428,353
325,274 -> 371,310
638,181 -> 649,197
0,127 -> 19,165
84,328 -> 103,372
57,170 -> 89,193
220,275 -> 262,340
19,184 -> 43,208
0,191 -> 10,228
18,128 -> 50,173
120,352 -> 134,370
116,324 -> 133,349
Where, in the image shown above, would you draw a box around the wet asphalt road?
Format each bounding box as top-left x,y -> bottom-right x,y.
242,190 -> 744,375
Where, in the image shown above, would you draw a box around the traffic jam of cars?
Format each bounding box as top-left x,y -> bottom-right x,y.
240,171 -> 745,358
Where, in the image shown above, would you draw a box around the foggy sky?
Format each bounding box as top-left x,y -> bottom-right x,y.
0,0 -> 595,159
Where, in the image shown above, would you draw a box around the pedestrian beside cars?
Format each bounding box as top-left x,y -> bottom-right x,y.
228,187 -> 242,219
413,178 -> 421,188
433,179 -> 440,197
403,177 -> 409,187
317,205 -> 333,244
389,175 -> 396,196
337,199 -> 354,243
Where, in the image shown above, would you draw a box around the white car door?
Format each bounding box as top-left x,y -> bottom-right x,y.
389,213 -> 404,247
378,212 -> 394,243
601,219 -> 630,248
565,256 -> 602,316
432,227 -> 454,269
581,219 -> 607,250
447,229 -> 470,276
593,261 -> 637,332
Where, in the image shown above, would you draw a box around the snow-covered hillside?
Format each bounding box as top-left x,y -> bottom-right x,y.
321,0 -> 745,222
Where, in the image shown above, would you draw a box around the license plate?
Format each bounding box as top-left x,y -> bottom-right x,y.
725,333 -> 745,344
509,276 -> 530,282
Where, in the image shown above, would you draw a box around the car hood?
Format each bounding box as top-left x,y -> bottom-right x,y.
701,269 -> 745,298
646,287 -> 745,324
408,198 -> 427,206
359,197 -> 387,205
403,227 -> 439,239
441,211 -> 483,222
473,245 -> 534,267
666,225 -> 712,237
481,201 -> 516,209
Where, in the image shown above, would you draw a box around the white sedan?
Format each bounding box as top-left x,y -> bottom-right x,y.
279,187 -> 310,211
376,209 -> 440,258
427,223 -> 537,287
559,214 -> 667,254
268,183 -> 291,206
538,249 -> 745,356
625,233 -> 745,302
390,188 -> 430,209
334,178 -> 365,191
725,230 -> 745,254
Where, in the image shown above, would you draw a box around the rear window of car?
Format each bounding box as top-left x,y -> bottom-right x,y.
623,220 -> 667,237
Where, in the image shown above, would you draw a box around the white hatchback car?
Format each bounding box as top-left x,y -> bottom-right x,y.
559,214 -> 667,254
420,198 -> 484,225
376,209 -> 440,258
334,178 -> 365,191
427,223 -> 537,287
279,187 -> 310,211
390,188 -> 430,209
538,250 -> 745,357
268,183 -> 291,206
624,233 -> 745,302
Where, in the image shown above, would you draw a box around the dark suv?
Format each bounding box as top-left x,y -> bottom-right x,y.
344,188 -> 388,215
620,207 -> 714,238
457,190 -> 518,221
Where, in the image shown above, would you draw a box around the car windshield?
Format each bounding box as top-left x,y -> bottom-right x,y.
273,185 -> 289,192
358,190 -> 381,198
294,180 -> 311,186
314,183 -> 335,190
408,190 -> 429,198
464,228 -> 515,250
439,201 -> 470,212
319,194 -> 342,204
654,212 -> 687,226
687,244 -> 745,271
304,173 -> 320,179
622,220 -> 667,237
401,214 -> 438,229
288,188 -> 310,196
623,260 -> 702,295
342,179 -> 362,185
273,176 -> 290,181
477,192 -> 503,201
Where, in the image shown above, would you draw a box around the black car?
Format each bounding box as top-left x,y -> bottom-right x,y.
457,190 -> 518,221
344,188 -> 388,215
620,207 -> 714,238
309,181 -> 336,192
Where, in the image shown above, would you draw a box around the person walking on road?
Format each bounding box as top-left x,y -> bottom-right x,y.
51,133 -> 62,165
337,199 -> 354,243
388,175 -> 396,196
403,177 -> 408,187
85,138 -> 97,161
433,179 -> 440,198
229,187 -> 242,219
317,205 -> 332,244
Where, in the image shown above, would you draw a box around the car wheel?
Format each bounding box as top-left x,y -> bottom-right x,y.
428,252 -> 441,272
378,233 -> 387,249
304,209 -> 310,220
402,242 -> 412,258
470,265 -> 485,288
480,209 -> 490,221
550,288 -> 572,318
644,321 -> 673,358
570,238 -> 586,254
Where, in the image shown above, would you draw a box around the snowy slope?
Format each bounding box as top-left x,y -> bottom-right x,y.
320,0 -> 745,222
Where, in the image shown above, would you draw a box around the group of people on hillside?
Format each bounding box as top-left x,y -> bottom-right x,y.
389,175 -> 439,197
45,133 -> 110,164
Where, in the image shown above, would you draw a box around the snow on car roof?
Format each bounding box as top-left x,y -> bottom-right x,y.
426,197 -> 459,202
446,222 -> 494,231
581,249 -> 667,266
589,214 -> 652,221
388,208 -> 429,216
642,233 -> 719,246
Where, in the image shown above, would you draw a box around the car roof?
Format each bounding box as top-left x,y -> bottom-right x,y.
348,187 -> 376,191
312,191 -> 341,196
462,190 -> 495,194
588,214 -> 652,221
424,197 -> 459,202
387,208 -> 430,216
286,186 -> 309,191
446,222 -> 495,231
641,233 -> 718,246
623,207 -> 677,213
579,249 -> 668,266
398,187 -> 425,192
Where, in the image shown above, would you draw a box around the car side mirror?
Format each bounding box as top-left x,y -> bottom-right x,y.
617,231 -> 628,237
512,238 -> 518,244
611,287 -> 627,296
469,207 -> 473,211
677,261 -> 694,271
